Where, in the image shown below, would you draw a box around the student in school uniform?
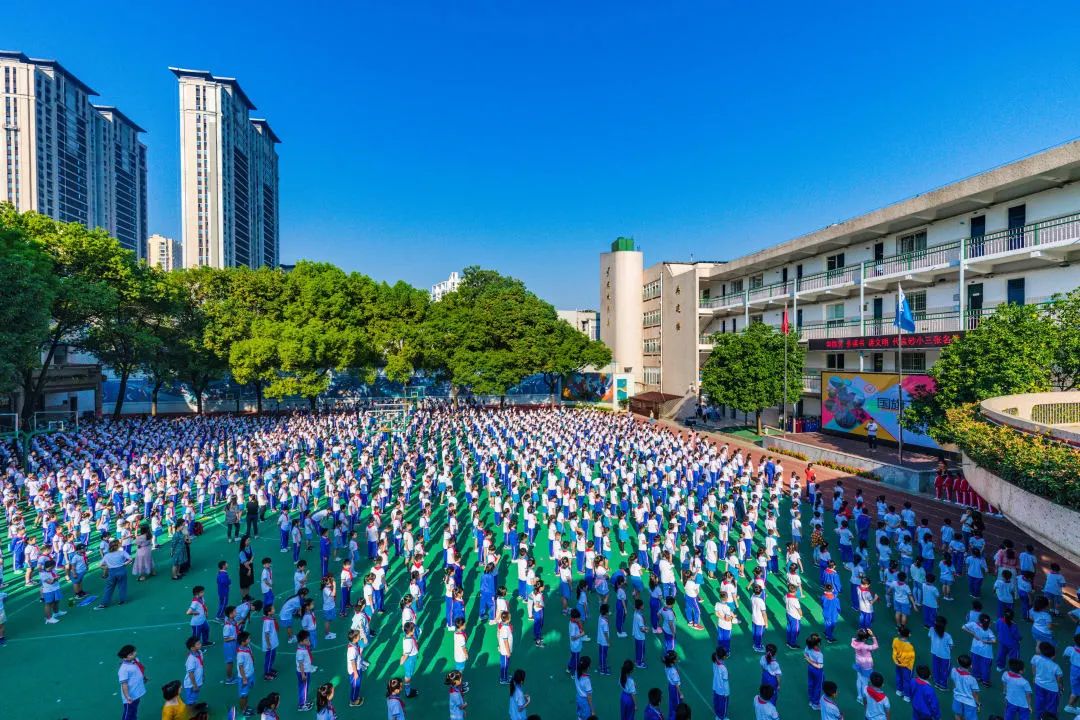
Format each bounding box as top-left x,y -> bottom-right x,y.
574,656 -> 595,720
1031,641 -> 1064,719
950,654 -> 981,720
929,617 -> 955,689
962,613 -> 997,686
182,636 -> 205,705
863,672 -> 891,720
386,678 -> 407,720
1001,658 -> 1033,720
261,604 -> 280,681
754,685 -> 780,720
508,668 -> 530,720
236,631 -> 257,717
1064,632 -> 1080,715
260,558 -> 275,610
222,605 -> 240,684
399,621 -> 420,698
805,634 -> 825,710
663,650 -> 682,720
446,670 -> 467,720
619,660 -> 638,720
295,630 -> 317,711
820,681 -> 843,720
497,610 -> 514,684
117,644 -> 147,720
911,666 -> 940,720
186,586 -> 213,647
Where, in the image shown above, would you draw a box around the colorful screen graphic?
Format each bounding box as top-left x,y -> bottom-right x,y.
820,371 -> 939,450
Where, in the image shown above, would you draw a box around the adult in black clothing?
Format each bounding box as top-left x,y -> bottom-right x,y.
245,498 -> 260,537
238,535 -> 255,596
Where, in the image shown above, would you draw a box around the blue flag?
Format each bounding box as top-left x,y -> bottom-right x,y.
895,285 -> 916,333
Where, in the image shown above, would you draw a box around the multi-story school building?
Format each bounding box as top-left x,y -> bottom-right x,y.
600,138 -> 1080,417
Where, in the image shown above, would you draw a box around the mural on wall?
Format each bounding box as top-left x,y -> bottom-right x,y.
561,372 -> 613,402
821,371 -> 940,450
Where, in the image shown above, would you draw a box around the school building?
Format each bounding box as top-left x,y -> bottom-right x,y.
600,138 -> 1080,417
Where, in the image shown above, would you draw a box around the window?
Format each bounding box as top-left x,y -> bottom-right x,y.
872,352 -> 884,372
826,303 -> 845,326
1007,277 -> 1026,306
643,309 -> 661,327
795,308 -> 803,328
730,279 -> 744,294
826,353 -> 845,370
749,274 -> 764,290
826,253 -> 845,271
901,352 -> 926,373
906,290 -> 927,318
750,314 -> 763,325
643,337 -> 661,354
898,230 -> 927,255
643,280 -> 661,300
781,267 -> 789,284
643,367 -> 661,385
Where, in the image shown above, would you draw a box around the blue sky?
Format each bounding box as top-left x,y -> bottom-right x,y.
8,2 -> 1080,307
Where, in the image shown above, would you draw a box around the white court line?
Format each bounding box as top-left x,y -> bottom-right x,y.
4,620 -> 189,642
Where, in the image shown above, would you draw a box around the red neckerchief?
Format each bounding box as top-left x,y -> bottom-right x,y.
866,687 -> 886,702
264,616 -> 279,631
238,646 -> 253,658
190,650 -> 204,668
193,597 -> 207,615
388,696 -> 405,716
955,669 -> 970,676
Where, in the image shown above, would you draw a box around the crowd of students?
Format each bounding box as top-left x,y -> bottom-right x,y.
1,406 -> 1079,720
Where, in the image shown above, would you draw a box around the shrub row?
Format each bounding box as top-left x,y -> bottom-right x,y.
947,403 -> 1080,511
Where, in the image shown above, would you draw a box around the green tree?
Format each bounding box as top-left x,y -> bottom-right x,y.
167,268 -> 229,414
368,280 -> 430,384
83,261 -> 172,418
904,302 -> 1056,442
1,207 -> 122,421
0,219 -> 54,395
536,318 -> 612,396
423,267 -> 563,397
260,262 -> 375,407
203,266 -> 285,413
699,322 -> 804,434
1046,288 -> 1080,391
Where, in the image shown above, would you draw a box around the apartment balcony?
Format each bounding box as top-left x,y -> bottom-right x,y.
964,211 -> 1080,271
792,265 -> 861,301
699,334 -> 715,350
801,373 -> 822,395
799,309 -> 970,342
699,293 -> 745,313
862,241 -> 961,290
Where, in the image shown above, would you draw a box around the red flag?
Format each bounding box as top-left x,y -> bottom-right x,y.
781,309 -> 790,335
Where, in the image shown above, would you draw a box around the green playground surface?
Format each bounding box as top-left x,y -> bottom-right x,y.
2,440 -> 1075,720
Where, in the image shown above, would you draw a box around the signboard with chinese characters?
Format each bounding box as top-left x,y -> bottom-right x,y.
807,331 -> 964,352
820,371 -> 940,450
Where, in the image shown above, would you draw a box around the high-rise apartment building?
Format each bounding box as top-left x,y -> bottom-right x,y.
147,233 -> 182,271
0,51 -> 148,258
171,67 -> 280,269
602,138 -> 1080,412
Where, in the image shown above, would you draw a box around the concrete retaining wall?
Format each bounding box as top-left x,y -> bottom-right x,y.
961,452 -> 1080,567
761,436 -> 935,493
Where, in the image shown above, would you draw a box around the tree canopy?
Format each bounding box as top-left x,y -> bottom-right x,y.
1,207 -> 611,416
699,321 -> 804,434
904,292 -> 1080,442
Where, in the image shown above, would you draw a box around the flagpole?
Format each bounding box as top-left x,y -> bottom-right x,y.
783,300 -> 789,436
897,288 -> 905,464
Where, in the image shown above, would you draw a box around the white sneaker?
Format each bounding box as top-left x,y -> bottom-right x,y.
1063,706 -> 1079,715
288,637 -> 297,644
45,617 -> 59,624
54,611 -> 67,617
325,633 -> 336,640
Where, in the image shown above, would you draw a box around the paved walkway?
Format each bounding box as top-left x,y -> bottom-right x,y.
653,417 -> 1080,590
779,430 -> 944,470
